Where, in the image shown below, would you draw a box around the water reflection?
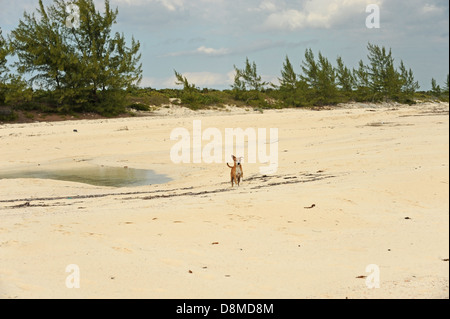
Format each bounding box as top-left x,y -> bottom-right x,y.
0,165 -> 171,187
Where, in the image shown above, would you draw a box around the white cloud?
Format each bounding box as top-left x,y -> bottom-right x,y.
196,46 -> 231,56
421,3 -> 440,14
158,0 -> 185,12
259,0 -> 277,12
113,0 -> 185,11
265,9 -> 308,30
160,71 -> 234,88
248,0 -> 277,12
264,0 -> 384,30
164,46 -> 231,57
163,38 -> 316,58
147,70 -> 278,89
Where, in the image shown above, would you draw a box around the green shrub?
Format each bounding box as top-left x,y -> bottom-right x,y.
128,103 -> 150,111
0,107 -> 17,122
126,89 -> 170,107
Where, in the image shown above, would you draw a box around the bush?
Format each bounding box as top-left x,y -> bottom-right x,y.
0,106 -> 18,122
179,90 -> 224,110
126,89 -> 170,107
128,103 -> 150,111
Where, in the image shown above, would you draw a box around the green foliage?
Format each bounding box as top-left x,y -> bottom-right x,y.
398,60 -> 419,103
3,75 -> 33,106
125,88 -> 170,110
431,78 -> 441,97
0,107 -> 18,122
366,43 -> 403,101
445,74 -> 449,95
231,58 -> 271,108
352,60 -> 372,101
0,28 -> 9,105
174,70 -> 196,92
173,71 -> 224,109
9,0 -> 142,114
128,103 -> 150,111
300,49 -> 339,105
233,57 -> 267,92
278,55 -> 297,91
3,22 -> 450,122
315,52 -> 339,105
429,76 -> 448,101
0,28 -> 8,80
300,49 -> 318,89
274,56 -> 309,107
336,56 -> 354,95
179,90 -> 223,110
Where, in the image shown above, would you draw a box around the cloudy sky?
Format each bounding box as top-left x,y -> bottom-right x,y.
0,0 -> 449,90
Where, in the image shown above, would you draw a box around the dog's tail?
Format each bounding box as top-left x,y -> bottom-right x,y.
227,163 -> 234,168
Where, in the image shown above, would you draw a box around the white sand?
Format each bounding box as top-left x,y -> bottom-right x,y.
0,102 -> 448,299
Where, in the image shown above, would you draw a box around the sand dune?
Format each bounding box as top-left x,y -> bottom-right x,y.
0,102 -> 448,299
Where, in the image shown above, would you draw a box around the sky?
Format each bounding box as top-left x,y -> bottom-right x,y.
0,0 -> 449,90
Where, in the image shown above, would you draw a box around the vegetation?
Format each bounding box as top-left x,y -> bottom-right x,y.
0,0 -> 448,123
7,0 -> 142,116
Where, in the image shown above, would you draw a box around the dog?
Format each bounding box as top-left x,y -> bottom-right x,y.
227,155 -> 244,187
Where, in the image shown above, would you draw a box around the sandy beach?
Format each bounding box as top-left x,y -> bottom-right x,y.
0,102 -> 448,299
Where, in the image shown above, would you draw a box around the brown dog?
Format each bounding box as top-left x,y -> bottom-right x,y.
227,155 -> 243,187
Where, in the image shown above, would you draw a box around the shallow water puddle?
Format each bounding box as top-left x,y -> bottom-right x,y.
0,165 -> 171,187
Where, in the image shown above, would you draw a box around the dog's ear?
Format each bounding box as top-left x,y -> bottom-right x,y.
231,155 -> 236,161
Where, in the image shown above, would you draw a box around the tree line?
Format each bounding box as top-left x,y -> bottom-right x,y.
1,0 -> 141,117
1,0 -> 449,121
225,44 -> 449,108
172,45 -> 448,110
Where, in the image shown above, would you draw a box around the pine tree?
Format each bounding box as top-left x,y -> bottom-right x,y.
316,52 -> 338,104
0,29 -> 9,105
233,57 -> 266,91
10,0 -> 69,90
431,78 -> 441,97
0,28 -> 8,79
444,74 -> 449,95
366,43 -> 402,101
278,55 -> 297,91
10,0 -> 142,113
300,48 -> 318,90
398,60 -> 419,102
352,60 -> 371,101
300,49 -> 339,105
174,70 -> 196,92
336,56 -> 354,94
232,66 -> 246,92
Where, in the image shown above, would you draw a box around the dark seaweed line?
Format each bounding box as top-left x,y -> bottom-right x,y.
250,174 -> 336,190
140,174 -> 336,200
0,186 -> 194,204
0,173 -> 336,206
6,201 -> 73,209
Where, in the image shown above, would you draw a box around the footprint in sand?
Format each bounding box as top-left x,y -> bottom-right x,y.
0,240 -> 20,247
112,247 -> 133,254
83,232 -> 104,238
53,224 -> 72,236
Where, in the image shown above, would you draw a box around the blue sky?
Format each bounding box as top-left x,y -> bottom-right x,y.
1,0 -> 449,90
